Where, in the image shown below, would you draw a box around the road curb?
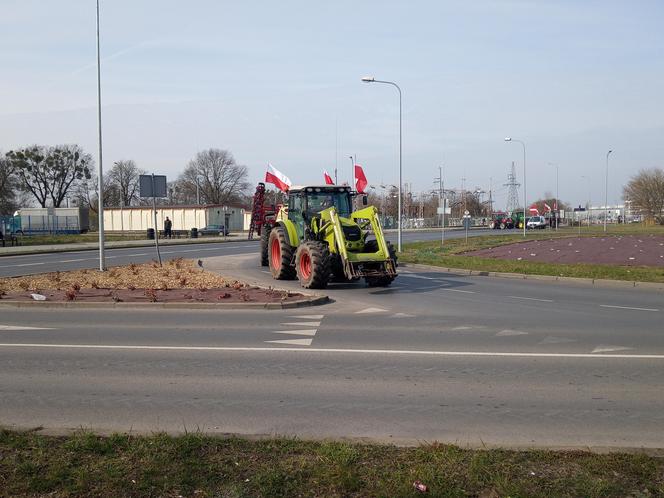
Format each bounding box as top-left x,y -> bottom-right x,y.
0,294 -> 329,310
0,237 -> 256,257
400,262 -> 664,291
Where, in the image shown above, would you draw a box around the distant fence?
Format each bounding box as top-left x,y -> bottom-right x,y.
1,215 -> 84,235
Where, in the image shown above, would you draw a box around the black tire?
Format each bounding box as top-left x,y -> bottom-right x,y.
295,241 -> 330,289
268,226 -> 296,280
364,240 -> 397,287
260,225 -> 271,267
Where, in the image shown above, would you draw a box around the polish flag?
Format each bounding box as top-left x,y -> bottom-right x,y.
324,170 -> 334,185
265,163 -> 292,192
529,204 -> 539,215
553,201 -> 558,211
354,164 -> 368,193
544,202 -> 552,212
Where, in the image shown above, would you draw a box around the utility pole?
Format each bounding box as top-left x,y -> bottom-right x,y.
95,0 -> 106,271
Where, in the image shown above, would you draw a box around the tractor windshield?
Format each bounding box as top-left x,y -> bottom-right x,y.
305,192 -> 352,218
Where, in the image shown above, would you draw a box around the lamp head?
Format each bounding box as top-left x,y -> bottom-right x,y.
361,76 -> 375,83
504,137 -> 512,142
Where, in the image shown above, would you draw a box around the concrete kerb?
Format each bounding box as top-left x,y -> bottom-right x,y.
0,294 -> 329,310
401,262 -> 664,291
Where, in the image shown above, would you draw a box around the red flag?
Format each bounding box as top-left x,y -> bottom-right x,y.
529,204 -> 539,215
265,163 -> 292,192
544,202 -> 552,212
354,164 -> 367,193
323,170 -> 334,185
554,201 -> 558,210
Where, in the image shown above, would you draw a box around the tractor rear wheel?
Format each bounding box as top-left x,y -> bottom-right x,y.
268,226 -> 296,280
295,241 -> 330,289
260,224 -> 271,267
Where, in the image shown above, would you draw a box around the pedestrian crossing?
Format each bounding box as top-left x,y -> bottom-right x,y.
265,315 -> 323,346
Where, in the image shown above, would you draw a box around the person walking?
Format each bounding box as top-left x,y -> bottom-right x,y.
164,217 -> 172,239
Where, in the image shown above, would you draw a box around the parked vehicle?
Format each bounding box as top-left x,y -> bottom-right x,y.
199,224 -> 229,236
527,215 -> 547,229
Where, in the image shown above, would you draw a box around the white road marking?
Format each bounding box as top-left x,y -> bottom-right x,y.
592,345 -> 634,354
539,336 -> 576,344
391,313 -> 415,318
289,315 -> 324,319
58,258 -> 88,263
265,338 -> 313,346
273,329 -> 318,336
1,343 -> 662,359
126,253 -> 149,256
442,289 -> 475,294
0,325 -> 53,331
355,307 -> 389,314
496,329 -> 529,337
400,274 -> 435,280
14,262 -> 45,267
599,305 -> 659,312
508,296 -> 554,303
280,321 -> 320,327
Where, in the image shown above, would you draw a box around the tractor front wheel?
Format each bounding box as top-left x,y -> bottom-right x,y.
268,226 -> 296,280
260,224 -> 271,267
295,241 -> 330,289
364,240 -> 397,287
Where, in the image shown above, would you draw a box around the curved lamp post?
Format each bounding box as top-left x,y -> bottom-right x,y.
362,76 -> 403,252
505,137 -> 526,237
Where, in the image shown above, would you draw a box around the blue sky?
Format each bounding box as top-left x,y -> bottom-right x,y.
1,0 -> 663,209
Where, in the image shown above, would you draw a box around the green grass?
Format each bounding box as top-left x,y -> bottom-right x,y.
0,429 -> 661,497
15,233 -> 145,246
400,228 -> 664,283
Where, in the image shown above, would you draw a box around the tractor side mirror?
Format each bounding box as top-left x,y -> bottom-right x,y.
362,195 -> 368,206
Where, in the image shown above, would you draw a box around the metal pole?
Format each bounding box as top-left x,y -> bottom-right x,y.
604,150 -> 612,232
95,0 -> 106,271
521,141 -> 526,237
152,174 -> 162,266
349,155 -> 354,188
556,165 -> 559,230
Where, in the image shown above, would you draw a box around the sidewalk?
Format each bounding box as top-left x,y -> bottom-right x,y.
0,235 -> 252,257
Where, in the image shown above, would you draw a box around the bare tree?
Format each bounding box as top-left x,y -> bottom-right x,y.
179,149 -> 250,205
0,154 -> 19,214
107,160 -> 144,207
623,168 -> 664,224
6,145 -> 92,208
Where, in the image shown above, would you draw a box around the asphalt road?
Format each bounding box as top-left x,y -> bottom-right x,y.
1,250 -> 663,449
0,228 -> 519,278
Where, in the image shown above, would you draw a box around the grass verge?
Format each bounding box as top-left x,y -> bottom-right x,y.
1,429 -> 662,497
400,232 -> 664,283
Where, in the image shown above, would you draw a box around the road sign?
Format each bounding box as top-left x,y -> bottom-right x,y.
139,175 -> 167,198
464,210 -> 470,216
437,207 -> 452,215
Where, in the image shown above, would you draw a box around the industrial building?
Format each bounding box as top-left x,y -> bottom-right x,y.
103,204 -> 247,233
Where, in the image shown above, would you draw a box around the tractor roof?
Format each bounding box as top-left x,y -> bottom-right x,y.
288,185 -> 353,194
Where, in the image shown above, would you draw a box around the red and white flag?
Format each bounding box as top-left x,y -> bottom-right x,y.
544,202 -> 552,212
553,201 -> 558,210
265,163 -> 292,192
323,170 -> 334,185
529,204 -> 539,215
354,164 -> 367,193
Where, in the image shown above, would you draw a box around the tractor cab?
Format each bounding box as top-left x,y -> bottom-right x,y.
287,185 -> 356,240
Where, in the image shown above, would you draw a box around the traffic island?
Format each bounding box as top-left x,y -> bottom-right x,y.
0,258 -> 327,309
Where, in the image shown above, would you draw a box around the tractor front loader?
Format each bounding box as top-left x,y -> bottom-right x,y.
261,185 -> 397,289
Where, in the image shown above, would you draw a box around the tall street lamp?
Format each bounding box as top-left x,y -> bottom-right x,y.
604,149 -> 613,232
95,0 -> 106,271
362,76 -> 403,252
505,137 -> 526,237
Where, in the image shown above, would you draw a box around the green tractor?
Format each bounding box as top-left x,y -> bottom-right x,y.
260,185 -> 397,289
